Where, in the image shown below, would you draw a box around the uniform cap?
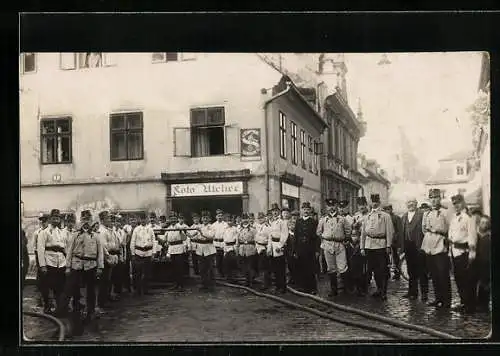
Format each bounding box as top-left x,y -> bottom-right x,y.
370,194 -> 380,203
382,204 -> 393,211
248,212 -> 255,218
98,210 -> 109,220
159,215 -> 166,220
38,213 -> 49,221
215,209 -> 224,215
177,213 -> 184,219
301,201 -> 311,209
419,203 -> 430,209
149,212 -> 157,219
191,212 -> 200,218
65,213 -> 76,223
169,211 -> 178,219
201,210 -> 211,217
241,212 -> 250,220
281,207 -> 290,212
356,196 -> 368,205
291,210 -> 300,217
428,188 -> 441,198
270,203 -> 280,211
257,212 -> 266,219
339,200 -> 349,208
50,209 -> 61,217
80,210 -> 92,219
325,198 -> 338,206
451,194 -> 465,204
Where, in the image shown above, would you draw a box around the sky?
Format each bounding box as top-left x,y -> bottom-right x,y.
342,52 -> 483,174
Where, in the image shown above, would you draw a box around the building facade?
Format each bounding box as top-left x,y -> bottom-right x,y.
20,52 -> 326,233
357,155 -> 391,206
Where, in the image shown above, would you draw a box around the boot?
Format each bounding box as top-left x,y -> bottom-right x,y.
341,272 -> 351,294
328,274 -> 338,297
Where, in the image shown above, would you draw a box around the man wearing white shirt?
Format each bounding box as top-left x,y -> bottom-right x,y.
222,216 -> 239,282
130,215 -> 155,296
268,203 -> 289,294
212,209 -> 228,277
448,194 -> 478,313
165,212 -> 187,290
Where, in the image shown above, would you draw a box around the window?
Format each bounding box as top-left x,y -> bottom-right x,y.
40,117 -> 72,164
60,53 -> 116,70
343,130 -> 348,165
191,107 -> 225,157
300,130 -> 306,169
456,166 -> 465,175
21,53 -> 36,74
313,139 -> 319,174
308,135 -> 313,172
110,112 -> 144,161
334,123 -> 339,158
279,111 -> 287,159
152,52 -> 179,62
291,121 -> 298,165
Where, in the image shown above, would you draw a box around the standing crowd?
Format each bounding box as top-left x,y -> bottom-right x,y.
20,189 -> 491,326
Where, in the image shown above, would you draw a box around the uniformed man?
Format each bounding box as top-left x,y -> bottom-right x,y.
159,215 -> 167,228
212,209 -> 228,277
267,203 -> 289,294
339,200 -> 354,293
56,210 -> 104,320
61,213 -> 81,311
96,211 -> 121,310
448,194 -> 478,313
421,188 -> 451,309
317,199 -> 351,297
255,212 -> 271,290
111,214 -> 127,300
130,214 -> 155,296
238,213 -> 257,287
360,194 -> 394,300
176,213 -> 191,277
33,213 -> 49,308
197,210 -> 217,291
349,196 -> 369,296
248,213 -> 256,227
188,213 -> 201,275
235,214 -> 242,230
37,209 -> 67,314
420,203 -> 431,216
294,202 -> 320,294
286,210 -> 299,286
122,215 -> 137,293
383,204 -> 403,281
222,215 -> 239,283
164,212 -> 186,290
148,212 -> 162,260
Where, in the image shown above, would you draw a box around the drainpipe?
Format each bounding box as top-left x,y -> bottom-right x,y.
263,83 -> 292,210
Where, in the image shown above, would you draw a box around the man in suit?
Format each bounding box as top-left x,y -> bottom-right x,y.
383,204 -> 403,281
401,198 -> 428,301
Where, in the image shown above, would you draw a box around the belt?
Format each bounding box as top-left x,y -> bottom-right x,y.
225,241 -> 236,246
169,240 -> 184,246
240,242 -> 255,245
45,246 -> 66,255
74,255 -> 97,261
452,242 -> 468,249
108,250 -> 120,255
271,237 -> 281,242
197,240 -> 214,244
322,237 -> 345,242
214,238 -> 224,242
367,235 -> 386,240
135,245 -> 153,251
256,242 -> 268,246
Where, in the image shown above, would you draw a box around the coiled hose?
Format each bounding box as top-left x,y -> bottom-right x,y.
23,311 -> 66,342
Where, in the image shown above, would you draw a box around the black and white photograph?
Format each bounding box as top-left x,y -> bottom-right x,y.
20,50 -> 491,343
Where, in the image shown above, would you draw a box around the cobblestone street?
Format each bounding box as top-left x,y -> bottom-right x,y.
22,271 -> 491,342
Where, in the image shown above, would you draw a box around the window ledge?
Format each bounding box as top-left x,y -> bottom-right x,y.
41,161 -> 73,166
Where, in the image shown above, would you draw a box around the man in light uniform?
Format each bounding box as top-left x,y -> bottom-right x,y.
188,213 -> 201,275
33,213 -> 49,308
254,212 -> 271,290
197,210 -> 217,291
349,196 -> 369,296
421,188 -> 451,309
238,213 -> 257,287
37,209 -> 67,314
383,204 -> 403,281
448,194 -> 478,313
110,213 -> 127,300
164,212 -> 187,290
222,215 -> 239,283
212,209 -> 228,277
176,213 -> 191,277
317,199 -> 352,297
122,215 -> 137,293
360,194 -> 394,300
130,215 -> 155,296
267,203 -> 289,294
56,210 -> 103,321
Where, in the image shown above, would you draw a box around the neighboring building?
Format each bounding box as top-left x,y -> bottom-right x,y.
319,54 -> 366,214
425,150 -> 481,208
20,53 -> 326,230
357,155 -> 391,206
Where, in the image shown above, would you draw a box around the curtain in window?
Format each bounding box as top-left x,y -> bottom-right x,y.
193,128 -> 210,157
111,133 -> 127,159
128,132 -> 143,159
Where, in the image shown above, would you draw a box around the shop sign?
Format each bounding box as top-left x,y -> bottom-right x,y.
281,182 -> 299,198
171,181 -> 244,197
240,128 -> 261,160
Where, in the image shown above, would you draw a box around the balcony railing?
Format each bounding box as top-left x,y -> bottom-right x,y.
321,154 -> 361,184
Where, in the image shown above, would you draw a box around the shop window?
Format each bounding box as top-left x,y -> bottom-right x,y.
279,111 -> 287,159
60,53 -> 117,70
40,117 -> 72,164
110,112 -> 144,161
291,121 -> 298,165
300,130 -> 306,169
21,53 -> 36,74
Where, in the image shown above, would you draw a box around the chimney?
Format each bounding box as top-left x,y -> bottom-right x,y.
318,53 -> 348,103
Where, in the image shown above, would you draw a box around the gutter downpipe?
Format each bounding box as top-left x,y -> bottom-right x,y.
263,84 -> 292,211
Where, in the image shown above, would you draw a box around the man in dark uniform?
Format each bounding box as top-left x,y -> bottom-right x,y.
383,204 -> 403,281
285,209 -> 299,285
294,202 -> 320,294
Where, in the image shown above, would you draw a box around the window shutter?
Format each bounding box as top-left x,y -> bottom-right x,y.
174,127 -> 191,157
314,142 -> 324,155
224,125 -> 240,155
181,53 -> 197,61
60,53 -> 76,70
104,53 -> 118,66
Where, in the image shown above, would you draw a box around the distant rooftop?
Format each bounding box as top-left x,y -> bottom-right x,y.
439,150 -> 475,162
426,160 -> 475,185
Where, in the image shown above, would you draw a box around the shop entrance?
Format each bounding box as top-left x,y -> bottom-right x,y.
171,196 -> 243,224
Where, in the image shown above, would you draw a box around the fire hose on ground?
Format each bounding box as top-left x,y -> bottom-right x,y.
23,310 -> 66,342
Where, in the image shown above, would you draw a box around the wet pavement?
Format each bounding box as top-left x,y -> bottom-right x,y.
22,271 -> 491,342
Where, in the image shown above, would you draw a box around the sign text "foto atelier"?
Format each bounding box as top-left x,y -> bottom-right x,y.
171,182 -> 244,197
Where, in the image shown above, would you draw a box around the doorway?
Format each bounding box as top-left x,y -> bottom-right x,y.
171,196 -> 243,224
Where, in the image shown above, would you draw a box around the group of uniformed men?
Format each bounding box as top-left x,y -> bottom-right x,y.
24,188 -> 489,324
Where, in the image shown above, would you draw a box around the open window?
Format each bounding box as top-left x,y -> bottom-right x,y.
190,107 -> 225,157
21,53 -> 36,74
40,117 -> 72,164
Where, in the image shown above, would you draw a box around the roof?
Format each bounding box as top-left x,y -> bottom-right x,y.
364,167 -> 391,186
439,150 -> 475,162
426,161 -> 475,185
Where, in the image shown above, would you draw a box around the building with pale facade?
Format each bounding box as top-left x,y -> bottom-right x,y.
357,154 -> 391,206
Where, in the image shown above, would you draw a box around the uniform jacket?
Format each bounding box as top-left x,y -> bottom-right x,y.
448,209 -> 478,257
212,221 -> 228,249
254,222 -> 270,254
66,228 -> 104,270
176,222 -> 190,251
317,212 -> 352,245
421,207 -> 450,255
294,217 -> 320,256
268,217 -> 288,257
360,208 -> 394,250
99,225 -> 121,265
401,210 -> 425,250
222,226 -> 239,254
37,225 -> 67,268
130,224 -> 155,258
165,224 -> 186,255
187,223 -> 201,252
238,225 -> 257,257
352,212 -> 368,239
33,226 -> 45,252
197,223 -> 217,256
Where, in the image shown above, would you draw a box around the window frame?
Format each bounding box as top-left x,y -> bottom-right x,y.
300,129 -> 306,169
308,135 -> 313,173
21,53 -> 37,74
152,52 -> 182,63
279,111 -> 287,159
291,121 -> 298,165
456,165 -> 465,176
109,111 -> 145,162
59,53 -> 116,70
40,116 -> 73,165
189,106 -> 226,158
